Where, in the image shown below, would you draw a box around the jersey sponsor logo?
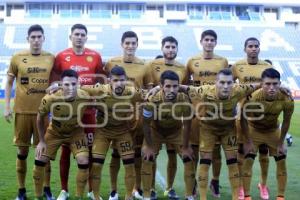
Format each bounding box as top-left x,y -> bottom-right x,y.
31,78 -> 48,84
244,76 -> 261,83
79,77 -> 93,84
70,65 -> 89,72
26,88 -> 45,95
199,71 -> 217,77
65,56 -> 71,62
27,67 -> 47,73
86,56 -> 93,62
20,77 -> 29,84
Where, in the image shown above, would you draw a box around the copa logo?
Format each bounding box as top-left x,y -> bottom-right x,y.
27,67 -> 47,73
31,78 -> 48,84
26,88 -> 46,95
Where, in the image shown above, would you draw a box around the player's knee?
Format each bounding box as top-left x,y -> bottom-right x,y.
258,144 -> 269,154
134,151 -> 141,158
226,158 -> 238,165
199,158 -> 212,165
17,154 -> 28,160
245,153 -> 256,160
18,146 -> 29,155
35,159 -> 47,167
122,157 -> 135,165
112,149 -> 120,158
182,156 -> 193,163
76,153 -> 89,165
274,154 -> 286,162
92,157 -> 105,165
238,143 -> 244,155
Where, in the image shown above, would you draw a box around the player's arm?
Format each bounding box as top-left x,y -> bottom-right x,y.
47,55 -> 62,94
142,103 -> 155,160
278,100 -> 294,154
4,74 -> 15,123
80,83 -> 107,98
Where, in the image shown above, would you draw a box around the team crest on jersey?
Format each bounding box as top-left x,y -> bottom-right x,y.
238,67 -> 244,72
194,62 -> 200,67
86,56 -> 93,62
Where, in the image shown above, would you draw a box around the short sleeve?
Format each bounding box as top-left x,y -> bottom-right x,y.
53,54 -> 62,74
38,96 -> 51,117
7,55 -> 18,77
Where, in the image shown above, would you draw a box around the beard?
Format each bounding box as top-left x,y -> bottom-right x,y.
163,52 -> 177,60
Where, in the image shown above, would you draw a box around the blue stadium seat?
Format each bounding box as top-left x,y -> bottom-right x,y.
249,12 -> 261,21
189,12 -> 203,20
221,12 -> 232,20
209,11 -> 222,20
90,10 -> 112,18
60,9 -> 71,18
119,10 -> 131,19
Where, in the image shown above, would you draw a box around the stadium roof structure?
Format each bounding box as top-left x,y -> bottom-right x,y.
2,0 -> 300,6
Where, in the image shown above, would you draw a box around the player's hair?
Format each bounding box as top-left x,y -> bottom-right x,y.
201,30 -> 217,41
61,69 -> 78,79
110,65 -> 127,77
160,70 -> 179,85
27,24 -> 44,36
244,37 -> 260,48
71,24 -> 88,34
264,59 -> 273,65
161,36 -> 178,47
155,55 -> 163,59
261,68 -> 280,80
121,31 -> 138,43
217,68 -> 233,76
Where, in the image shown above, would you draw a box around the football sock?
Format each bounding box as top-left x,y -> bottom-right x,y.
91,158 -> 104,199
198,159 -> 211,200
166,149 -> 177,190
134,150 -> 142,190
141,159 -> 154,198
151,161 -> 157,189
259,146 -> 269,185
76,164 -> 89,197
123,159 -> 136,199
33,160 -> 46,197
212,145 -> 222,180
110,149 -> 120,191
242,154 -> 256,196
60,145 -> 71,192
16,154 -> 27,189
237,145 -> 245,187
275,155 -> 287,197
227,158 -> 240,200
183,157 -> 195,196
43,161 -> 51,187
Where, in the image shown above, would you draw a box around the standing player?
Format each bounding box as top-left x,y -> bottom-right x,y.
33,69 -> 90,200
241,68 -> 294,200
4,24 -> 55,200
82,66 -> 144,200
182,69 -> 258,200
146,36 -> 189,200
186,29 -> 228,198
51,24 -> 104,200
232,37 -> 271,200
104,31 -> 150,200
141,70 -> 195,200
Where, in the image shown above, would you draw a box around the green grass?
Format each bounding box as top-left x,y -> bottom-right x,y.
0,102 -> 299,199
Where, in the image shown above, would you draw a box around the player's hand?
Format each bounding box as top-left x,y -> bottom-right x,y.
142,146 -> 155,161
4,107 -> 13,123
277,143 -> 287,156
36,141 -> 47,159
244,139 -> 255,155
144,86 -> 160,100
46,83 -> 60,94
181,146 -> 194,160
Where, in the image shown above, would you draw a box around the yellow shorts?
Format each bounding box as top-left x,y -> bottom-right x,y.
236,119 -> 244,144
249,126 -> 280,156
199,127 -> 237,153
44,127 -> 89,160
189,118 -> 200,146
147,128 -> 183,154
14,113 -> 39,147
93,130 -> 134,157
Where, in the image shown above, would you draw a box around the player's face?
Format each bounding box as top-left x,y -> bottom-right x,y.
200,35 -> 217,52
244,40 -> 260,59
62,76 -> 78,100
262,77 -> 281,98
161,79 -> 179,101
70,29 -> 87,48
27,31 -> 45,52
216,74 -> 234,99
122,37 -> 138,56
111,75 -> 126,95
162,42 -> 178,60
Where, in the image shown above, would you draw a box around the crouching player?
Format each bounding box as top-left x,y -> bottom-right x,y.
33,69 -> 90,200
242,68 -> 294,200
141,70 -> 195,200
